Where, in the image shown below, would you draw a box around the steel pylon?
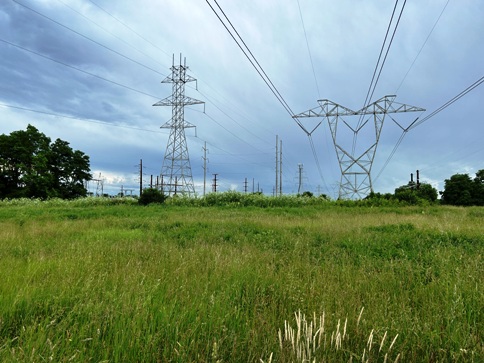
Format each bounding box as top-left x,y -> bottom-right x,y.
294,95 -> 425,199
153,55 -> 204,196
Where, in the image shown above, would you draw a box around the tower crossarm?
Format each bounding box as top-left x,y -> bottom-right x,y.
293,99 -> 357,118
357,95 -> 426,115
153,95 -> 205,107
294,96 -> 425,119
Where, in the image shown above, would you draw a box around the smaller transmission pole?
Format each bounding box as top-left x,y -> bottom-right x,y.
275,135 -> 279,197
212,174 -> 218,193
202,142 -> 208,196
279,138 -> 283,196
139,159 -> 143,196
298,164 -> 304,194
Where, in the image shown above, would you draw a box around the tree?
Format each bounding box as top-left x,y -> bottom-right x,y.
441,173 -> 474,206
394,182 -> 438,204
472,170 -> 484,206
0,125 -> 91,199
138,188 -> 167,205
441,170 -> 484,206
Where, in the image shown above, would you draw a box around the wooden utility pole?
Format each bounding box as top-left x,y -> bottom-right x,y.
139,159 -> 143,196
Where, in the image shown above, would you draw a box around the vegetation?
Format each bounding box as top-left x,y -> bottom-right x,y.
0,125 -> 91,199
0,198 -> 482,362
138,188 -> 167,205
441,170 -> 484,206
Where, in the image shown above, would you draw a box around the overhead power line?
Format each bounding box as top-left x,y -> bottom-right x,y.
87,0 -> 170,58
11,0 -> 165,76
395,0 -> 451,93
0,38 -> 160,99
353,0 -> 407,156
0,102 -> 164,133
56,0 -> 166,69
374,75 -> 484,181
205,0 -> 310,131
408,76 -> 484,130
296,0 -> 320,98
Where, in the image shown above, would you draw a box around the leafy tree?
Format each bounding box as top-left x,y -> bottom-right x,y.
394,182 -> 438,204
0,125 -> 91,199
441,170 -> 484,206
138,188 -> 167,205
299,191 -> 314,198
441,173 -> 474,206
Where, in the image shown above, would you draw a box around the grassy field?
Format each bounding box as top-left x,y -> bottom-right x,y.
0,198 -> 482,362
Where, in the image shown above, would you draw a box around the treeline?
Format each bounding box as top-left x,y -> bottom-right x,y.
366,169 -> 484,206
1,125 -> 483,206
0,125 -> 91,199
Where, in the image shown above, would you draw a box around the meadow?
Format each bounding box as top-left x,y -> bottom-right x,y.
0,196 -> 482,362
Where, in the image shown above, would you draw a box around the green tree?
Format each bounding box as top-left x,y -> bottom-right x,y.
138,188 -> 167,205
394,182 -> 438,204
0,125 -> 91,199
472,169 -> 484,206
441,173 -> 474,206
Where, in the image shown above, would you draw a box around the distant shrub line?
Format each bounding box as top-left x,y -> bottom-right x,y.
0,190 -> 445,208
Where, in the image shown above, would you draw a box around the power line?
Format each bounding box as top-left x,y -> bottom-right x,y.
87,0 -> 170,58
205,0 -> 308,131
374,76 -> 484,181
11,0 -> 165,76
408,76 -> 484,130
394,0 -> 451,93
0,102 -> 165,134
360,0 -> 401,112
296,0 -> 320,98
0,38 -> 160,99
205,0 -> 329,190
56,0 -> 167,70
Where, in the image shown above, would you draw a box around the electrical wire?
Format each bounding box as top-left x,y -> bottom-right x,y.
374,75 -> 483,182
87,0 -> 170,58
0,38 -> 161,100
296,0 -> 320,98
408,76 -> 484,131
0,102 -> 165,134
56,0 -> 167,70
394,0 -> 451,94
205,0 -> 308,131
11,0 -> 165,76
353,1 -> 407,155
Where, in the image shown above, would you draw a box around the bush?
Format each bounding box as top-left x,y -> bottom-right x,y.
138,188 -> 167,205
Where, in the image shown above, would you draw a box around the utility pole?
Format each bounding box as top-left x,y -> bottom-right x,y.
212,174 -> 218,193
275,135 -> 279,197
202,141 -> 208,196
153,54 -> 205,197
244,178 -> 248,193
279,138 -> 283,196
139,159 -> 143,196
298,164 -> 304,194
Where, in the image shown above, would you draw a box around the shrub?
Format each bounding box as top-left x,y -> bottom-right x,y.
138,188 -> 167,205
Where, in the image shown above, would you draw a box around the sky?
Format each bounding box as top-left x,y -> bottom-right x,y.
1,0 -> 483,198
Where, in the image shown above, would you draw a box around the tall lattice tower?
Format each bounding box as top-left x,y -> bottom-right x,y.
153,55 -> 204,196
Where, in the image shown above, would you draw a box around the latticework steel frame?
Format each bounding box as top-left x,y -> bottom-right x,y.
294,95 -> 425,199
153,55 -> 204,196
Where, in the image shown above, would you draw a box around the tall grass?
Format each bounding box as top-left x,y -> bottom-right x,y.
0,199 -> 482,362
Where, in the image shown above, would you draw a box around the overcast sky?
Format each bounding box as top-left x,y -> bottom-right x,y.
1,0 -> 482,197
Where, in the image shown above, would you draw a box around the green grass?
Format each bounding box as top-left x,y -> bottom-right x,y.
0,199 -> 482,362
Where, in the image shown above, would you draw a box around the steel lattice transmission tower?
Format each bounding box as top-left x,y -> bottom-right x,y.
294,95 -> 425,199
153,55 -> 204,196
